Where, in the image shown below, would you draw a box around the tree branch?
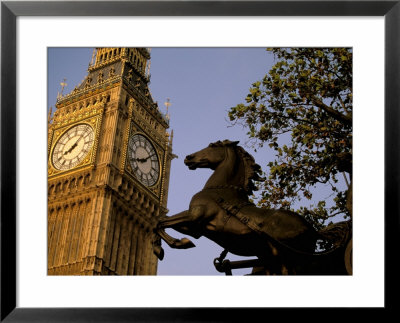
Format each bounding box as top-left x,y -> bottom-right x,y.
311,97 -> 352,126
271,111 -> 319,128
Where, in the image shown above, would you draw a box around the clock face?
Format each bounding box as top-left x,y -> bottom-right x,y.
52,124 -> 95,171
128,134 -> 160,187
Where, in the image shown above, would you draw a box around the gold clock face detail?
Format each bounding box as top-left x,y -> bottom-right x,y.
128,134 -> 160,187
52,124 -> 95,171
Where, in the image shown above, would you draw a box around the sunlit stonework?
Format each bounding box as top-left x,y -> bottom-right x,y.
47,48 -> 173,275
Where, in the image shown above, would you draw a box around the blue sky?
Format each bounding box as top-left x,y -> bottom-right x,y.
48,47 -> 343,275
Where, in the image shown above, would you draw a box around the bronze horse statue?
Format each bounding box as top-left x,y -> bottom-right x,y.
154,140 -> 352,275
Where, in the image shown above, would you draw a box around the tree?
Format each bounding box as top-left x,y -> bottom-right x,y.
228,48 -> 352,229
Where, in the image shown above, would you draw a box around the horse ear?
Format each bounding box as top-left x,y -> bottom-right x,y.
209,140 -> 239,147
223,140 -> 239,146
208,141 -> 220,147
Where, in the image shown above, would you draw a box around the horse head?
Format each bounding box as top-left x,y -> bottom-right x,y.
184,140 -> 263,195
184,140 -> 239,170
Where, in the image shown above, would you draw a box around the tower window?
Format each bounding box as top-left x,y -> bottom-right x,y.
125,96 -> 129,106
70,178 -> 76,189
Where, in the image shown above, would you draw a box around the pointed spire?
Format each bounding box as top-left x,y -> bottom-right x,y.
146,58 -> 151,79
89,48 -> 96,68
164,98 -> 171,120
57,78 -> 67,99
169,129 -> 174,145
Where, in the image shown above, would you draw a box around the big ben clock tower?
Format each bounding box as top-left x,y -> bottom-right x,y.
48,48 -> 173,275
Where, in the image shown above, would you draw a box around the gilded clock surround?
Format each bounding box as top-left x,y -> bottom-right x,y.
49,112 -> 102,177
48,48 -> 173,275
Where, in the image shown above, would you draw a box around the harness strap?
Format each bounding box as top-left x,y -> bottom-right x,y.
215,197 -> 255,231
215,197 -> 349,257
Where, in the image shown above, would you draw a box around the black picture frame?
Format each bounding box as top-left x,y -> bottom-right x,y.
1,1 -> 398,321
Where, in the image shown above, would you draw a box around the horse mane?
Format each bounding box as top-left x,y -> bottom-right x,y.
208,140 -> 263,195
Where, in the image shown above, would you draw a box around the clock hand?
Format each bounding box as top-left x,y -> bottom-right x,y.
64,144 -> 75,155
143,153 -> 156,161
135,157 -> 148,163
135,153 -> 155,163
72,137 -> 83,149
63,137 -> 81,155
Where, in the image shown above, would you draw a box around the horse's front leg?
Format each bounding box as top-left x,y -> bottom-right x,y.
153,226 -> 194,260
158,207 -> 201,228
156,206 -> 207,249
154,210 -> 197,252
157,228 -> 195,249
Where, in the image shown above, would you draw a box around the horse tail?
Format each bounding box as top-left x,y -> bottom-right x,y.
316,220 -> 352,253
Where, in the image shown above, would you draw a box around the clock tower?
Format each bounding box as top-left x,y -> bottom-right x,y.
48,48 -> 173,275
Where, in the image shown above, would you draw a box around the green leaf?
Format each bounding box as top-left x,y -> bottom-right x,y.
227,47 -> 353,225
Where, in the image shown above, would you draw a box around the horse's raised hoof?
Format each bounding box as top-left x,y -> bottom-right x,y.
175,238 -> 196,249
153,245 -> 164,260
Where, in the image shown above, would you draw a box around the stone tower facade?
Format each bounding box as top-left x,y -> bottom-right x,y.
47,48 -> 173,275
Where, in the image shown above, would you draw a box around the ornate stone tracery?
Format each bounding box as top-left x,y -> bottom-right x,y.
48,48 -> 173,275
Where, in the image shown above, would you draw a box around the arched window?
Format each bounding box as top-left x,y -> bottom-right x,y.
69,178 -> 76,189
84,174 -> 91,185
63,180 -> 69,192
77,176 -> 84,187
